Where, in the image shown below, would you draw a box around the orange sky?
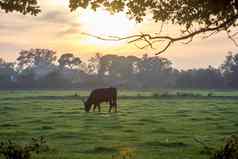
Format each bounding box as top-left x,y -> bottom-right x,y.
0,0 -> 237,69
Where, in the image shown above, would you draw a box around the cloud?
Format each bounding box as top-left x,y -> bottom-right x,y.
56,23 -> 81,37
37,10 -> 71,24
34,10 -> 82,37
0,20 -> 30,32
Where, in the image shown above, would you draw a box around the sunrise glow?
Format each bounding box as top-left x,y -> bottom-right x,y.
79,9 -> 135,46
80,9 -> 134,36
0,0 -> 236,69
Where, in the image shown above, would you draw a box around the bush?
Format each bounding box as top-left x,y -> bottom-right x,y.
176,92 -> 202,97
196,135 -> 238,159
211,135 -> 238,159
112,147 -> 136,159
152,92 -> 159,98
208,92 -> 214,97
137,93 -> 141,97
0,136 -> 49,159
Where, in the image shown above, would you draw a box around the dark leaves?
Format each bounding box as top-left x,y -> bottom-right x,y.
68,0 -> 238,31
0,136 -> 48,159
0,0 -> 41,15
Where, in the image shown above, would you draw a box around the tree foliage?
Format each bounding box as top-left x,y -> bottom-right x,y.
0,137 -> 48,159
69,0 -> 238,54
1,48 -> 238,89
0,58 -> 15,83
17,49 -> 57,70
221,52 -> 238,88
98,54 -> 139,79
58,53 -> 82,70
2,0 -> 238,53
211,135 -> 238,159
69,0 -> 238,26
0,0 -> 41,15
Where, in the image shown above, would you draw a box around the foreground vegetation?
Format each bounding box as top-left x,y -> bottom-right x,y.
0,90 -> 238,159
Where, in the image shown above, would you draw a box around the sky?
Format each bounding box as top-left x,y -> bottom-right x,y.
0,0 -> 237,70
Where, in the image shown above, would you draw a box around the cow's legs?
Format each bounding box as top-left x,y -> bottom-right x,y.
109,105 -> 113,112
97,104 -> 101,112
109,102 -> 117,113
112,97 -> 117,112
111,99 -> 117,112
108,99 -> 112,112
114,103 -> 117,113
93,104 -> 97,112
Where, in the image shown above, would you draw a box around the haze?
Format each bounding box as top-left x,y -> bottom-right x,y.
0,0 -> 237,69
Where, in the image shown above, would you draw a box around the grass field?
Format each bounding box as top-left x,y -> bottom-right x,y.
0,90 -> 238,159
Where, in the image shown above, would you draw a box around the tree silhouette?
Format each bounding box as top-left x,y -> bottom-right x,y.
221,52 -> 238,88
69,0 -> 238,54
0,0 -> 41,15
17,48 -> 56,70
0,58 -> 15,83
88,53 -> 101,74
98,55 -> 139,81
2,0 -> 237,53
1,50 -> 238,89
58,53 -> 82,70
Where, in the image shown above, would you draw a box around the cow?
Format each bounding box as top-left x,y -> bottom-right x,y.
82,87 -> 117,112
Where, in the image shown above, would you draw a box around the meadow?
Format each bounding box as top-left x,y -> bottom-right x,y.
0,90 -> 238,159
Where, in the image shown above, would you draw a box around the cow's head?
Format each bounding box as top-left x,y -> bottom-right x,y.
81,98 -> 90,112
82,99 -> 91,112
84,101 -> 91,112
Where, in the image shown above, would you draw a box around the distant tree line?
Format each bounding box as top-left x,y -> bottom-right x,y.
0,48 -> 238,90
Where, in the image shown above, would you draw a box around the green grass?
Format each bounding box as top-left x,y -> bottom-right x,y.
1,89 -> 238,99
0,90 -> 238,159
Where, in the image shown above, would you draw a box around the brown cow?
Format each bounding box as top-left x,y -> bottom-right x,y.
82,87 -> 117,112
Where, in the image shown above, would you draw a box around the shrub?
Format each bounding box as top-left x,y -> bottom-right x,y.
176,92 -> 181,96
152,92 -> 159,98
0,136 -> 49,159
176,92 -> 202,97
208,92 -> 214,97
195,93 -> 202,97
137,93 -> 141,97
196,135 -> 238,159
112,147 -> 136,159
211,135 -> 238,159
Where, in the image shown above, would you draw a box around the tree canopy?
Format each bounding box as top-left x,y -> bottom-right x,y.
58,53 -> 82,69
1,48 -> 238,89
0,0 -> 40,15
2,0 -> 238,53
17,48 -> 56,70
69,0 -> 238,54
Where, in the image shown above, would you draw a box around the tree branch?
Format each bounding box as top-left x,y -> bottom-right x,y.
226,30 -> 238,47
81,14 -> 238,54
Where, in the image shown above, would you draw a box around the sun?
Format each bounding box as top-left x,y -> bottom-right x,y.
79,9 -> 135,46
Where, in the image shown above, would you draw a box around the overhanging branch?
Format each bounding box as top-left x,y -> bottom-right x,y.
81,14 -> 238,55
